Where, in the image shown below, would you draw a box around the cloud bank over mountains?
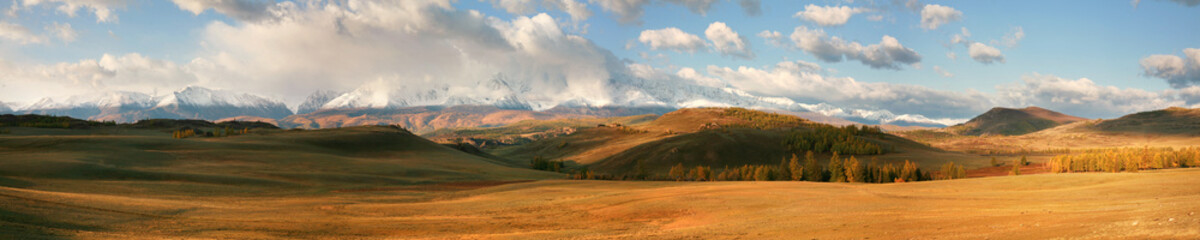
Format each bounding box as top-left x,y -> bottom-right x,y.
0,0 -> 1198,126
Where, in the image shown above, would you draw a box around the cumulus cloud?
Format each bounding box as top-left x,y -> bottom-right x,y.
705,22 -> 753,59
707,60 -> 990,119
590,0 -> 651,24
996,74 -> 1193,117
481,0 -> 592,22
920,4 -> 961,30
794,5 -> 868,26
0,1 -> 638,108
788,26 -> 922,70
1140,48 -> 1200,88
968,42 -> 1004,64
664,0 -> 718,15
593,0 -> 759,24
45,22 -> 76,43
639,27 -> 707,53
18,0 -> 129,22
171,0 -> 279,22
545,0 -> 592,21
0,21 -> 46,44
0,53 -> 199,101
738,0 -> 761,16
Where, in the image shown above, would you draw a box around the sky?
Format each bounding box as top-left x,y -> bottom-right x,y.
1,0 -> 1199,123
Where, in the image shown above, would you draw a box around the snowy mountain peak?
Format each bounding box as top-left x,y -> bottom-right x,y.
155,86 -> 287,109
297,90 -> 344,114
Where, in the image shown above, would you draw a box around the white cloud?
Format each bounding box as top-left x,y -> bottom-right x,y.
997,74 -> 1193,117
0,21 -> 46,44
638,27 -> 707,53
738,0 -> 761,16
705,22 -> 753,59
788,26 -> 922,70
920,4 -> 961,30
171,0 -> 279,22
707,60 -> 990,119
0,53 -> 199,101
590,0 -> 651,24
946,51 -> 957,60
19,0 -> 130,23
933,66 -> 953,78
968,42 -> 1004,64
794,5 -> 868,27
950,27 -> 970,46
545,0 -> 592,22
1141,48 -> 1200,88
664,0 -> 718,15
45,22 -> 76,43
998,26 -> 1024,48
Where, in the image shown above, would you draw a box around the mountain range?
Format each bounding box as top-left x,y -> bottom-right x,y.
5,75 -> 973,128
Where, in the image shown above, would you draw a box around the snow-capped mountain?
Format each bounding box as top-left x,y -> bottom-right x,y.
148,86 -> 293,120
18,87 -> 292,122
0,102 -> 11,113
312,76 -> 535,112
293,72 -> 962,127
296,90 -> 343,114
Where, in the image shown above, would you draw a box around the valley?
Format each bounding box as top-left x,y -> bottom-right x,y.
3,106 -> 1200,239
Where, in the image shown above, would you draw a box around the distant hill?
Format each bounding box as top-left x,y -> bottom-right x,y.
278,105 -> 672,134
490,107 -> 986,177
0,123 -> 559,196
16,87 -> 293,123
947,106 -> 1085,136
1094,107 -> 1200,135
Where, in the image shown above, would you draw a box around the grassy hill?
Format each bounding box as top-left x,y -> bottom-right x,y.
491,108 -> 988,177
0,120 -> 560,197
421,114 -> 658,148
1094,107 -> 1200,135
946,106 -> 1085,136
900,107 -> 1200,155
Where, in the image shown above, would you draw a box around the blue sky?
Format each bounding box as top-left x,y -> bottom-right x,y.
1,0 -> 1199,122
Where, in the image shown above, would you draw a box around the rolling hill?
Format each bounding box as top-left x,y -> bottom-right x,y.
0,117 -> 559,196
1094,107 -> 1200,135
946,106 -> 1085,136
490,108 -> 988,176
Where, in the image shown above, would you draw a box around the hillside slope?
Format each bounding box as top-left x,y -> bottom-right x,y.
0,124 -> 559,196
1094,107 -> 1200,135
947,106 -> 1085,136
492,108 -> 987,176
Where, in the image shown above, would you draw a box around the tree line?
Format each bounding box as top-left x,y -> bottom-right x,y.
173,126 -> 250,139
666,151 -> 932,183
783,125 -> 890,155
1048,147 -> 1200,173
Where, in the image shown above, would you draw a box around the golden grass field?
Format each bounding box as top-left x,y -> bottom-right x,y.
3,168 -> 1199,239
3,109 -> 1200,239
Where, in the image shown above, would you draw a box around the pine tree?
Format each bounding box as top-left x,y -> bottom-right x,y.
1010,159 -> 1021,175
669,163 -> 686,181
803,151 -> 821,182
788,154 -> 804,181
991,157 -> 999,167
828,152 -> 845,182
844,156 -> 861,182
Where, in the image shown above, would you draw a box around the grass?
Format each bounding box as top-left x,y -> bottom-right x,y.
2,168 -> 1198,239
0,125 -> 561,197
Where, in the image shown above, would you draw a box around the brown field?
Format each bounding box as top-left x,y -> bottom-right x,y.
4,168 -> 1199,239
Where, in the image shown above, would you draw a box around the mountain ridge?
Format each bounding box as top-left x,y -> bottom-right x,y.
947,106 -> 1086,136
